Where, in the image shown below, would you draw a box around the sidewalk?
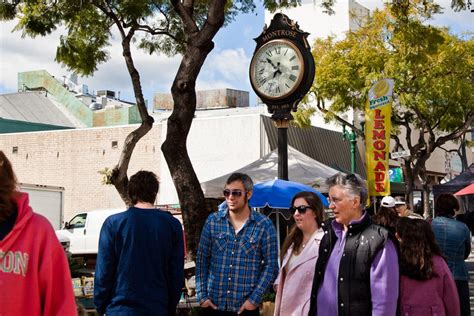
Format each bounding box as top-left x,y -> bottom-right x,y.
468,249 -> 474,314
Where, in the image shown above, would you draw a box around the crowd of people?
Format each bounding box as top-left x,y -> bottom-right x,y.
1,149 -> 471,316
195,172 -> 470,316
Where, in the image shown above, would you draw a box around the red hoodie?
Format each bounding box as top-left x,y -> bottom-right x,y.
0,192 -> 76,315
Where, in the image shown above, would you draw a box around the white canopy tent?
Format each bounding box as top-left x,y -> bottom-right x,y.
201,146 -> 342,198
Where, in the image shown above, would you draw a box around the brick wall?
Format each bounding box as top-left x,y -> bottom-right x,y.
1,124 -> 162,221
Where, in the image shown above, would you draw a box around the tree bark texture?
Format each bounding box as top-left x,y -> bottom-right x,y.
111,31 -> 154,207
163,0 -> 225,260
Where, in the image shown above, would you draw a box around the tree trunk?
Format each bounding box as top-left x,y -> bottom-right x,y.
402,159 -> 416,205
163,0 -> 226,260
161,42 -> 212,260
111,34 -> 154,206
161,43 -> 211,260
422,185 -> 431,218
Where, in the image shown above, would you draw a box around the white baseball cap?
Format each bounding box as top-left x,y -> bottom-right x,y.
381,196 -> 396,208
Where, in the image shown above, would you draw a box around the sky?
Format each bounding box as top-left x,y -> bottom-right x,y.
0,1 -> 472,109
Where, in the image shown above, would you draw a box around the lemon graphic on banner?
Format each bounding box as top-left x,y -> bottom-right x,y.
373,80 -> 389,97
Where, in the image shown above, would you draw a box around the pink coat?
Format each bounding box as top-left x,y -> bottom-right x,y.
274,228 -> 324,316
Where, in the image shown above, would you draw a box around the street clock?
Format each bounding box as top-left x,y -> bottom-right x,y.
249,13 -> 315,119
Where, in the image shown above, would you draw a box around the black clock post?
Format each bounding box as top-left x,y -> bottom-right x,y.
249,13 -> 315,180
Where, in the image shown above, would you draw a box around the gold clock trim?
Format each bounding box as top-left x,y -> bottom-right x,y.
250,39 -> 305,101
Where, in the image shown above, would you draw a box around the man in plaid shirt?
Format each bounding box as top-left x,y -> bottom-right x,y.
196,173 -> 278,315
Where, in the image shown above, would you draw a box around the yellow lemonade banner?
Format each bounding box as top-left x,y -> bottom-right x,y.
365,79 -> 394,196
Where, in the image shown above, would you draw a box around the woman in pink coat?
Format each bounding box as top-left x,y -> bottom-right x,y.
396,217 -> 460,316
274,191 -> 325,316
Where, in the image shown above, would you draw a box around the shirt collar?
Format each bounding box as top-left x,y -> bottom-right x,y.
217,202 -> 255,222
332,211 -> 368,233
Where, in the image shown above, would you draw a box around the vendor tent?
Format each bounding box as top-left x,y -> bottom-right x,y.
432,164 -> 474,196
201,146 -> 342,198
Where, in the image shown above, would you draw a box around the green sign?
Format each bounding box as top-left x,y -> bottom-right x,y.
389,168 -> 404,183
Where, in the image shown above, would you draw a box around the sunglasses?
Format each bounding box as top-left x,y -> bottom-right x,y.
289,205 -> 312,214
223,189 -> 245,198
345,173 -> 360,185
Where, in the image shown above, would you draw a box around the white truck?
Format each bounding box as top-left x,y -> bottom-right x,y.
56,209 -> 124,256
20,183 -> 64,230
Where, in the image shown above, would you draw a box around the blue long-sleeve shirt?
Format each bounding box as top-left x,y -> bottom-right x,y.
94,207 -> 184,315
195,207 -> 278,312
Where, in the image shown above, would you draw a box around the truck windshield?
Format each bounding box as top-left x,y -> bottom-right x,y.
68,213 -> 87,229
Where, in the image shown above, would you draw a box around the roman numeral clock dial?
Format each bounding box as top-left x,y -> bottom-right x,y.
250,40 -> 304,100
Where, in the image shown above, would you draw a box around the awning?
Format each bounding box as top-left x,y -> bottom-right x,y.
200,146 -> 342,198
432,164 -> 474,195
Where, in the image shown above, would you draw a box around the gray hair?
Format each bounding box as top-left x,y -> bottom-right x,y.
225,172 -> 254,192
326,173 -> 368,210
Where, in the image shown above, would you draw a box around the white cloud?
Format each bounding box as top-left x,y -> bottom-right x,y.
204,48 -> 250,82
196,78 -> 235,91
0,19 -> 182,104
358,0 -> 473,34
0,18 -> 254,104
0,20 -> 66,91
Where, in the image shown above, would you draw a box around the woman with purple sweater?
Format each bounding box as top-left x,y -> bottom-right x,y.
396,217 -> 460,316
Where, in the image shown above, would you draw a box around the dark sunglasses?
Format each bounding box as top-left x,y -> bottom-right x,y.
345,174 -> 360,185
289,205 -> 312,214
223,189 -> 245,198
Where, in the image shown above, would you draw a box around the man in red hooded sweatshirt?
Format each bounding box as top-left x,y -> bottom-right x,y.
0,151 -> 76,315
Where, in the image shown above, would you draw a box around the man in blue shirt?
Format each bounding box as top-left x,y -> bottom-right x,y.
94,171 -> 184,316
196,173 -> 278,315
432,193 -> 471,316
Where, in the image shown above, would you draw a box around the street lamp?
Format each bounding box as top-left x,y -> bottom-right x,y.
342,112 -> 365,174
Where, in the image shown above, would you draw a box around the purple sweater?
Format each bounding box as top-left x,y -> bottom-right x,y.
316,214 -> 399,316
399,255 -> 460,316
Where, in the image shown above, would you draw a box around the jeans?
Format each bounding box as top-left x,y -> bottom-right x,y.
202,307 -> 260,316
456,280 -> 471,316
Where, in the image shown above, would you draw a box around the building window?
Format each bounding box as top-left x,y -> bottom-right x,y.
112,141 -> 118,149
12,146 -> 18,154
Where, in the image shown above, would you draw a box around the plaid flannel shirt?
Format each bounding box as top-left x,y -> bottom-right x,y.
195,206 -> 278,312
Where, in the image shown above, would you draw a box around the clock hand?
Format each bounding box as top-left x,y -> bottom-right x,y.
266,58 -> 277,69
273,62 -> 282,78
273,69 -> 283,78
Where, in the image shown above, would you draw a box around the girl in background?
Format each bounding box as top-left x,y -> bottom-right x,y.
274,191 -> 325,316
372,205 -> 399,236
396,217 -> 460,316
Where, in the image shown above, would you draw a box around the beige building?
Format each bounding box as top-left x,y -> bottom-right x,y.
153,88 -> 249,111
1,106 -> 269,222
3,125 -> 161,221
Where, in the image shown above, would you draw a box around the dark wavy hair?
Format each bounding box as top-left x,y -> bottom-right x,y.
434,193 -> 459,217
0,151 -> 18,222
128,170 -> 159,205
372,206 -> 399,234
396,217 -> 444,280
225,172 -> 253,192
280,191 -> 325,262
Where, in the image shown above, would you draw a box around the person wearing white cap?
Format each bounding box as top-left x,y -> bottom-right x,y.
394,196 -> 423,219
380,196 -> 396,208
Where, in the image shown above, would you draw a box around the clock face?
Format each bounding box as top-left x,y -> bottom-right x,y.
250,40 -> 304,100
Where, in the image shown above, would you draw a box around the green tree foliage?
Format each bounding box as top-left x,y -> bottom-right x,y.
310,0 -> 474,215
